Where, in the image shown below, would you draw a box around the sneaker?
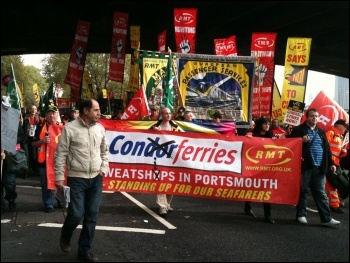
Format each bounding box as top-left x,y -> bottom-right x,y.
77,251 -> 98,262
297,217 -> 307,224
330,207 -> 344,214
44,207 -> 53,213
321,218 -> 340,226
244,209 -> 256,217
159,207 -> 167,215
167,205 -> 173,212
60,236 -> 71,253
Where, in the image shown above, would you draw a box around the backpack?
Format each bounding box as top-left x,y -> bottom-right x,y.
5,149 -> 28,172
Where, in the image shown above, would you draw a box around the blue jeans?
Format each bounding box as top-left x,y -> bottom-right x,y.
296,167 -> 332,223
61,175 -> 102,254
2,171 -> 17,201
37,167 -> 54,209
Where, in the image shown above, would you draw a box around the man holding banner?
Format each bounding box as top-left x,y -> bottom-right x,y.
288,108 -> 340,226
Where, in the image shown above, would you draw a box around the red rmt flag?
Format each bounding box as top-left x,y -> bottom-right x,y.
121,85 -> 150,120
64,20 -> 91,102
174,8 -> 197,54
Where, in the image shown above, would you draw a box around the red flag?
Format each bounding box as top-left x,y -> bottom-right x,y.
174,8 -> 197,54
250,32 -> 277,118
300,91 -> 349,131
121,85 -> 150,120
64,20 -> 91,102
108,12 -> 128,82
214,35 -> 237,56
158,30 -> 166,51
108,88 -> 114,100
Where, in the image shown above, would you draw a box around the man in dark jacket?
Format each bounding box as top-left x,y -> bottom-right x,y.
288,108 -> 340,226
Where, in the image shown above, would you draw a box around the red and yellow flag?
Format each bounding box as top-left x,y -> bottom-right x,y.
281,38 -> 312,119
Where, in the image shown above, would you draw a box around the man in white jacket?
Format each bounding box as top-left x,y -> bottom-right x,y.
54,99 -> 109,262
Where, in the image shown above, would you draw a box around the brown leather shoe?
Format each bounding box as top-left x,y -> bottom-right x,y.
60,236 -> 71,253
77,252 -> 98,262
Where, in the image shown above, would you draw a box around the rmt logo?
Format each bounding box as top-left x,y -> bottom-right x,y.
254,37 -> 274,48
175,13 -> 194,24
289,43 -> 307,52
116,18 -> 127,27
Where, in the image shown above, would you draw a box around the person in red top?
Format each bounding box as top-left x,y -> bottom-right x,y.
23,104 -> 40,176
325,119 -> 348,213
271,118 -> 287,138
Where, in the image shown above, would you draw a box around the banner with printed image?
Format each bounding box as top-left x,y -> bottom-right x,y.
176,53 -> 256,122
129,25 -> 140,92
281,38 -> 312,119
64,20 -> 90,102
271,81 -> 283,123
108,12 -> 128,83
100,125 -> 302,205
174,8 -> 197,54
142,55 -> 168,108
251,32 -> 277,118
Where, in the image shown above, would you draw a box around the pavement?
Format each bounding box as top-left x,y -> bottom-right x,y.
1,173 -> 349,262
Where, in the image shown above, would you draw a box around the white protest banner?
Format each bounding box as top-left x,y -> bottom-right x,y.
1,106 -> 20,153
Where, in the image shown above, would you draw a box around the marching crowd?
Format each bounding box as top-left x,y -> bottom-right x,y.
1,101 -> 349,262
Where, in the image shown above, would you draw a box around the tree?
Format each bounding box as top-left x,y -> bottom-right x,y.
1,55 -> 46,110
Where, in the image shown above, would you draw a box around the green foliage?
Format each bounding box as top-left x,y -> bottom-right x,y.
1,55 -> 46,109
2,52 -> 132,110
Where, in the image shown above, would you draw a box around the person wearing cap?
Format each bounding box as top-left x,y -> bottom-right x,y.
149,105 -> 159,121
212,111 -> 222,123
288,108 -> 340,226
174,106 -> 186,121
325,119 -> 348,213
146,105 -> 160,121
32,105 -> 63,213
68,106 -> 79,122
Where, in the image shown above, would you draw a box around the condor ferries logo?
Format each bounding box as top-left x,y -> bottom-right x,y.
107,131 -> 243,173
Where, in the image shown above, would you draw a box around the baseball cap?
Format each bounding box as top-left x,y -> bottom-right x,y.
46,105 -> 58,113
70,106 -> 79,112
334,119 -> 348,126
212,111 -> 222,119
150,105 -> 159,111
177,106 -> 186,113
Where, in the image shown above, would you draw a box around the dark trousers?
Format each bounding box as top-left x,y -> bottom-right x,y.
245,201 -> 271,217
61,175 -> 103,254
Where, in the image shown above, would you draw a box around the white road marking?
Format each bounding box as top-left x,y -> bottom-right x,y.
38,223 -> 165,234
15,185 -> 177,231
120,191 -> 177,230
306,207 -> 318,213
